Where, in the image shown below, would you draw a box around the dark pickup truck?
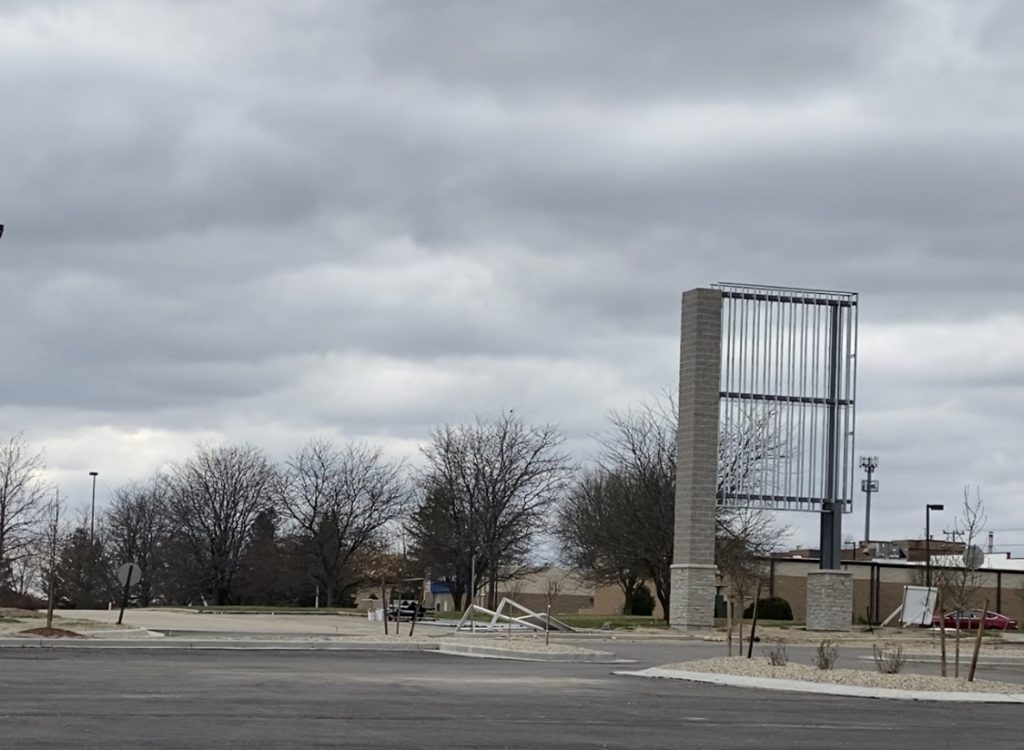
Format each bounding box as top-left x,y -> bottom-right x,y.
386,601 -> 429,621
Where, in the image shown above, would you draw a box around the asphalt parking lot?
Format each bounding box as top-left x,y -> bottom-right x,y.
1,648 -> 1021,749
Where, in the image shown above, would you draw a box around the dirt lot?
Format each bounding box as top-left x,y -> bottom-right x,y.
46,608 -> 405,636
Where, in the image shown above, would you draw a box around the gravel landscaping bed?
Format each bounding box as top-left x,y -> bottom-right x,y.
664,657 -> 1024,694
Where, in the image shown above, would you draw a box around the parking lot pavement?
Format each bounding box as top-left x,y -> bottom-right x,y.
1,648 -> 1021,749
33,613 -> 1024,689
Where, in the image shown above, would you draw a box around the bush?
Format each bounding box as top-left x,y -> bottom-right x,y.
627,586 -> 655,616
743,596 -> 793,621
813,639 -> 840,670
872,643 -> 905,674
764,640 -> 788,666
0,588 -> 46,610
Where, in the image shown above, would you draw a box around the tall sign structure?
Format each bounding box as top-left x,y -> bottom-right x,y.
671,283 -> 859,631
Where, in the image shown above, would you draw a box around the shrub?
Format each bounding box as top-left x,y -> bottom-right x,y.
0,588 -> 46,610
627,586 -> 655,616
813,639 -> 840,670
872,643 -> 905,674
743,597 -> 793,621
765,640 -> 788,666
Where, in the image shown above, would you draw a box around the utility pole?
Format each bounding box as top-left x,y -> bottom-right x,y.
859,456 -> 879,543
926,504 -> 945,589
89,471 -> 99,544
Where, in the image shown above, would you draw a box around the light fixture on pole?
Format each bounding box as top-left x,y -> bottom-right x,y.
89,471 -> 99,544
859,455 -> 879,544
925,503 -> 944,588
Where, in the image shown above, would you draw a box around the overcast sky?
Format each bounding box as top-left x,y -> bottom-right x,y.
2,0 -> 1023,550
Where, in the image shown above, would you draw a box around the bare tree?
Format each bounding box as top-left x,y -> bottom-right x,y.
558,463 -> 673,618
103,477 -> 170,607
717,506 -> 785,649
280,439 -> 408,607
556,469 -> 648,614
592,400 -> 677,619
556,394 -> 787,622
409,412 -> 571,610
930,486 -> 987,677
165,444 -> 278,605
7,541 -> 42,599
937,487 -> 988,613
0,434 -> 50,598
717,406 -> 786,498
43,490 -> 64,629
544,573 -> 566,646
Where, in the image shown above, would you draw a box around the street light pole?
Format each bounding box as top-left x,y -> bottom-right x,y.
89,471 -> 99,544
925,503 -> 944,588
859,456 -> 879,544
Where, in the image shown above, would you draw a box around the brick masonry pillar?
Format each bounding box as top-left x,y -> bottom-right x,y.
670,288 -> 722,631
806,570 -> 853,631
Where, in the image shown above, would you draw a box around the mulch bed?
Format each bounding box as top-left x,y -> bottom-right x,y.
18,627 -> 85,638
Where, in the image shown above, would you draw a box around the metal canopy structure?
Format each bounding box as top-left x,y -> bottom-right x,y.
713,282 -> 859,570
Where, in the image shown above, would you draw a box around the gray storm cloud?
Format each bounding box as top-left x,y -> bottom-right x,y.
1,0 -> 1022,547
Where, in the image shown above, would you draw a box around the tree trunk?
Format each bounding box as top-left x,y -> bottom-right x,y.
488,573 -> 498,611
619,577 -> 639,615
938,596 -> 947,677
651,571 -> 670,623
736,595 -> 744,651
215,584 -> 230,606
954,621 -> 961,678
726,598 -> 733,657
968,599 -> 989,682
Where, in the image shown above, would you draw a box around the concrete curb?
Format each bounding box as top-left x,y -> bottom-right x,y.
437,641 -> 620,663
615,667 -> 1024,703
79,627 -> 161,638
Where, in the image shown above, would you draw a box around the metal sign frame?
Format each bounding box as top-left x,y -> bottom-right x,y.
713,282 -> 858,515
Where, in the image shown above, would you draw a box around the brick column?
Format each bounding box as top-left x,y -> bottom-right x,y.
806,570 -> 853,631
670,288 -> 722,631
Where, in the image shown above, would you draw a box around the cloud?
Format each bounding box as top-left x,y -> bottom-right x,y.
1,0 -> 1022,548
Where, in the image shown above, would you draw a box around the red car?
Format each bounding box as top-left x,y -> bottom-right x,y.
934,610 -> 1018,630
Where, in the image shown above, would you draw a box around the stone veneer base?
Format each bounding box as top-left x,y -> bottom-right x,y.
806,570 -> 853,631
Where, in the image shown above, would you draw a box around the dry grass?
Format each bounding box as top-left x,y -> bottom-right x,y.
0,608 -> 44,619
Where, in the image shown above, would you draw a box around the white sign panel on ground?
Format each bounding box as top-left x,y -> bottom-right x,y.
900,585 -> 937,627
